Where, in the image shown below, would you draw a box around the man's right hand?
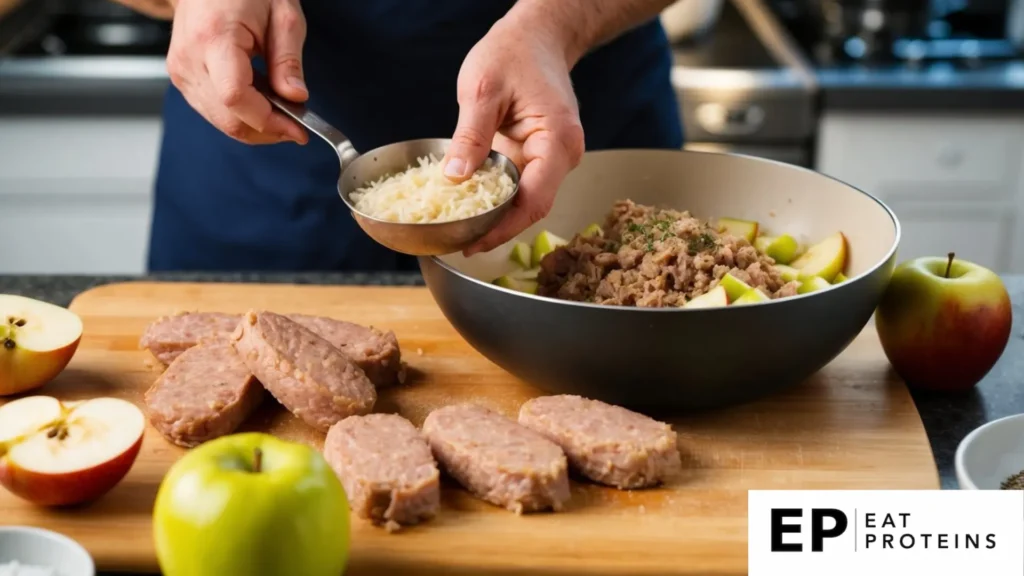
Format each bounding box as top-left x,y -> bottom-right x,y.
166,0 -> 309,145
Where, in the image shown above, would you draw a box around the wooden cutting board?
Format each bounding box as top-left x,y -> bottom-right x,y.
0,282 -> 939,575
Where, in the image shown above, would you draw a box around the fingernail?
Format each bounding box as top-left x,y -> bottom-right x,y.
287,76 -> 307,92
445,157 -> 467,178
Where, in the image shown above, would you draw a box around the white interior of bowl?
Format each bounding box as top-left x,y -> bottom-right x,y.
956,414 -> 1024,490
438,149 -> 898,286
0,527 -> 95,576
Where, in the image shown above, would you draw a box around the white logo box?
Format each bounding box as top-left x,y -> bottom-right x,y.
748,490 -> 1024,576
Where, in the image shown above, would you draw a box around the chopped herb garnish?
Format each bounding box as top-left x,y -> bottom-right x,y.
687,232 -> 718,255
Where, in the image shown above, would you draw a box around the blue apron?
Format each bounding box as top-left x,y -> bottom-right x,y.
148,1 -> 684,272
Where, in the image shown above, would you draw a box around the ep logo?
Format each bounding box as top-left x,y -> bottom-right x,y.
770,508 -> 848,552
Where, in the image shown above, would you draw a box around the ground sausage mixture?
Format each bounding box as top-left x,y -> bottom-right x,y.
537,200 -> 801,307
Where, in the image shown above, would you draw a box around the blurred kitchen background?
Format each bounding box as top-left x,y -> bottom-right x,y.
1,0 -> 1023,274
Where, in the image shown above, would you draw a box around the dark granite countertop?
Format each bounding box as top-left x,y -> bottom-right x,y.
1,272 -> 1021,493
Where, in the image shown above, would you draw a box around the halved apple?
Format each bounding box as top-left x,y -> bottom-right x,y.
719,273 -> 753,301
0,295 -> 83,397
797,276 -> 832,294
493,275 -> 539,295
0,395 -> 144,506
531,230 -> 568,267
774,264 -> 800,282
508,242 -> 532,269
716,218 -> 759,243
581,223 -> 603,238
754,234 -> 800,264
790,231 -> 847,282
683,285 -> 729,309
733,288 -> 771,305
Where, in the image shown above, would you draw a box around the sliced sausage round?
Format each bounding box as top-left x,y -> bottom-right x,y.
287,314 -> 404,387
143,341 -> 264,447
231,311 -> 376,431
139,312 -> 242,365
324,413 -> 440,532
518,394 -> 681,489
422,403 -> 570,514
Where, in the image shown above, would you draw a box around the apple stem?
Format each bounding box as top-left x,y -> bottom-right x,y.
253,447 -> 263,474
945,252 -> 955,278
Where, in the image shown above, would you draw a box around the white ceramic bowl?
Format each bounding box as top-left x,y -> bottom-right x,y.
955,413 -> 1024,490
0,526 -> 94,576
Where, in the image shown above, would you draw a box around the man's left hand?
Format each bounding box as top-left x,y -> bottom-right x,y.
442,11 -> 586,256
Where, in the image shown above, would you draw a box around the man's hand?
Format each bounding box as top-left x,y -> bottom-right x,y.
444,0 -> 676,256
166,0 -> 309,145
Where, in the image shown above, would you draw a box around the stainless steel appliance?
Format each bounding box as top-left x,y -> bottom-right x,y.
670,0 -> 817,167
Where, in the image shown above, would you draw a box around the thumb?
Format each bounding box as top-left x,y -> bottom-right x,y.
444,81 -> 504,183
266,0 -> 308,102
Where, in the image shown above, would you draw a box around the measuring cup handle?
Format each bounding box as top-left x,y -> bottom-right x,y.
252,73 -> 357,165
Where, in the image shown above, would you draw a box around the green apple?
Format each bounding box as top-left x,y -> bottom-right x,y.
774,264 -> 800,282
508,267 -> 540,281
716,218 -> 759,243
683,285 -> 729,308
733,288 -> 770,305
875,252 -> 1013,392
581,223 -> 603,238
493,275 -> 539,294
531,230 -> 568,267
797,276 -> 831,294
754,234 -> 800,264
719,273 -> 753,301
508,242 -> 532,269
790,231 -> 847,282
834,272 -> 849,283
154,433 -> 350,576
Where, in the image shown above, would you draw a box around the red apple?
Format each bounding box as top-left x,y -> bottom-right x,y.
875,253 -> 1013,392
0,295 -> 84,396
0,395 -> 145,506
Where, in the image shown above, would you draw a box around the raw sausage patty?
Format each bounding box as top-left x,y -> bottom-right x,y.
323,413 -> 440,531
422,403 -> 570,514
139,312 -> 242,365
288,314 -> 404,387
231,311 -> 376,431
518,395 -> 681,489
143,341 -> 264,447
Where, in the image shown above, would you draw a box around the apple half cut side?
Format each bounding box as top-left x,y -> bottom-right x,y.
716,218 -> 759,244
0,395 -> 145,507
0,295 -> 84,396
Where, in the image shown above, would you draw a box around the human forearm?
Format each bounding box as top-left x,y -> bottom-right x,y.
505,0 -> 676,65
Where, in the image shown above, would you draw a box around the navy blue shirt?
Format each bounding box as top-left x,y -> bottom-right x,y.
148,2 -> 684,272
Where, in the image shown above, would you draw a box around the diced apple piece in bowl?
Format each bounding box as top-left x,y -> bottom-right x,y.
683,286 -> 729,309
716,218 -> 759,243
581,223 -> 603,238
754,234 -> 800,264
790,231 -> 847,282
531,230 -> 568,267
719,273 -> 753,302
508,242 -> 532,269
774,264 -> 800,282
733,288 -> 770,306
493,276 -> 539,295
797,276 -> 832,294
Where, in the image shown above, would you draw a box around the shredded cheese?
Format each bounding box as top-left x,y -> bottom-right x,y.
350,155 -> 515,223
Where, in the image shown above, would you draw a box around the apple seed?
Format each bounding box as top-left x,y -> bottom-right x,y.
46,427 -> 59,439
13,318 -> 25,327
2,339 -> 13,350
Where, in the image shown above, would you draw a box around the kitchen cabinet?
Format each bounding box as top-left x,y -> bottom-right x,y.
815,113 -> 1024,273
0,116 -> 161,274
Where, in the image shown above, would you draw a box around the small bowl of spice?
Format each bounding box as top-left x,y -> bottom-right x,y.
955,413 -> 1024,490
0,526 -> 94,576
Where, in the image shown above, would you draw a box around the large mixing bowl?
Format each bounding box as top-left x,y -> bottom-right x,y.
418,149 -> 900,412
